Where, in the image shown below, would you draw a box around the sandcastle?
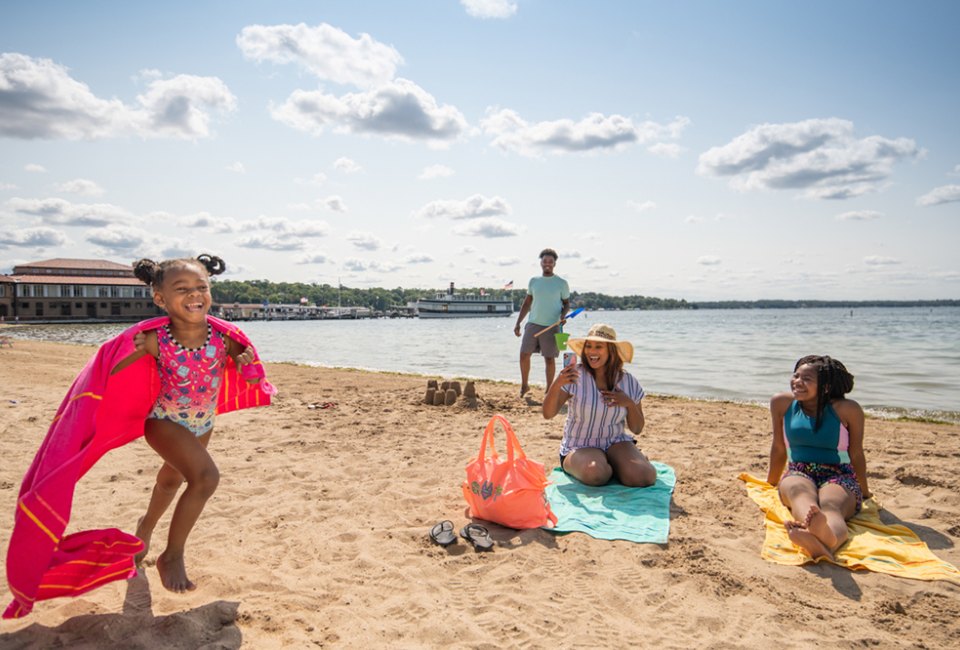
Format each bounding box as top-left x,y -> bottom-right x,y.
424,379 -> 476,408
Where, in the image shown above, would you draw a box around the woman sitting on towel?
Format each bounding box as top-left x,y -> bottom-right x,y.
543,324 -> 656,487
767,355 -> 871,560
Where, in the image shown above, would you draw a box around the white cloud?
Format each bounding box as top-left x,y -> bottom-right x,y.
159,240 -> 201,259
135,68 -> 163,82
235,235 -> 306,251
453,217 -> 522,238
334,157 -> 362,173
836,210 -> 882,221
343,258 -> 400,273
481,108 -> 690,157
493,256 -> 519,266
419,164 -> 455,180
86,225 -> 148,252
226,161 -> 246,174
136,74 -> 237,139
560,250 -> 582,259
25,164 -> 46,173
180,212 -> 238,233
0,182 -> 16,190
55,178 -> 104,196
916,184 -> 960,207
251,216 -> 330,238
864,255 -> 900,266
414,194 -> 511,219
0,226 -> 66,247
343,258 -> 368,272
647,142 -> 683,158
229,216 -> 331,251
584,257 -> 609,269
461,0 -> 518,19
627,200 -> 656,212
0,54 -> 236,140
237,22 -> 403,88
698,255 -> 722,266
294,172 -> 328,186
296,253 -> 330,264
346,231 -> 382,251
8,196 -> 128,226
271,78 -> 467,142
404,253 -> 433,264
685,215 -> 704,223
697,118 -> 921,200
323,196 -> 347,212
949,164 -> 960,177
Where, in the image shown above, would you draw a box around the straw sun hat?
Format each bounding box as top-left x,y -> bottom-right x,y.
566,323 -> 634,364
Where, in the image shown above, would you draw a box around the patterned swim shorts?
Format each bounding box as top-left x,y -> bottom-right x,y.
784,461 -> 863,514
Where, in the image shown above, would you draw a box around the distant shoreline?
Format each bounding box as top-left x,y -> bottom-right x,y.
687,299 -> 960,309
209,278 -> 960,313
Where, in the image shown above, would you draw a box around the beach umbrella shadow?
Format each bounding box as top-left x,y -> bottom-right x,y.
0,573 -> 242,650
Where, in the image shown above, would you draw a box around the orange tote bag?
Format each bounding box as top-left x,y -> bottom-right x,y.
462,414 -> 557,529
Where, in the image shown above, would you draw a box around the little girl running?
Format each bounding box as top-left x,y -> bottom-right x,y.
766,355 -> 871,560
123,254 -> 271,592
4,254 -> 272,618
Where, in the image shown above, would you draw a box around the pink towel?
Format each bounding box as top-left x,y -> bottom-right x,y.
4,316 -> 273,618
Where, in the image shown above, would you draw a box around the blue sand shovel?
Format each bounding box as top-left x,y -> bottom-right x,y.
534,306 -> 585,339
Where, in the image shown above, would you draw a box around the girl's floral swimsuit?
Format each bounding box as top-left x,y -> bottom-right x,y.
148,323 -> 227,436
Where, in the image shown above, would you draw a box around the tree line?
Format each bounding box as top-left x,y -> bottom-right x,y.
210,280 -> 690,311
210,279 -> 958,312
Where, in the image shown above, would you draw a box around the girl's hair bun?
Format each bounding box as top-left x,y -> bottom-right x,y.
132,258 -> 160,286
196,254 -> 226,276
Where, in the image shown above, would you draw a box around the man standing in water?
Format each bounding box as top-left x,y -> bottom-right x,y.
514,248 -> 570,397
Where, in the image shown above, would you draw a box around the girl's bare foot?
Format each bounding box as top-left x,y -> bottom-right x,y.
156,550 -> 197,593
803,505 -> 839,550
785,520 -> 834,561
134,517 -> 151,566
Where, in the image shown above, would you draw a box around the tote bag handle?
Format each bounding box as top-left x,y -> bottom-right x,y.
476,414 -> 528,465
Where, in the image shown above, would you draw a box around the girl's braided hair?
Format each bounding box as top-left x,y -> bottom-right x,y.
794,355 -> 855,431
133,254 -> 226,288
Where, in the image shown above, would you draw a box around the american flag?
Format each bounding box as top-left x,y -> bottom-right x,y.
503,280 -> 513,289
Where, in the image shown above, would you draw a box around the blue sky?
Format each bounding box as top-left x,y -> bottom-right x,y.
1,0 -> 958,300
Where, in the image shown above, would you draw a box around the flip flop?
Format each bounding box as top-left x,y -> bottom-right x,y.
429,520 -> 457,547
460,523 -> 494,551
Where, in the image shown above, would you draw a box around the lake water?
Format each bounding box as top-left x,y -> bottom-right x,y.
6,307 -> 959,422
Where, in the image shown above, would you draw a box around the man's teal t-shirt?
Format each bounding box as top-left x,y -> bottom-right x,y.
527,275 -> 570,326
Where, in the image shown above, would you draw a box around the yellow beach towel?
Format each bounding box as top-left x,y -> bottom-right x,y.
739,473 -> 960,583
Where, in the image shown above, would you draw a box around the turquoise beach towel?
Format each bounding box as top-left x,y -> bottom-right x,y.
544,462 -> 676,544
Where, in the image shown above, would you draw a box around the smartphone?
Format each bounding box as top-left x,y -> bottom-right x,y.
563,352 -> 576,368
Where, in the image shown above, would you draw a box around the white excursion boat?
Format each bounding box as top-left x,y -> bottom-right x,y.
416,283 -> 513,318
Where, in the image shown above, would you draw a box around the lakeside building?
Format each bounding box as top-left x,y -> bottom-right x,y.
0,258 -> 160,322
0,258 -> 386,323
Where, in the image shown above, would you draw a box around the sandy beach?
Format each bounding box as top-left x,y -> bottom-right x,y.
1,338 -> 958,649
